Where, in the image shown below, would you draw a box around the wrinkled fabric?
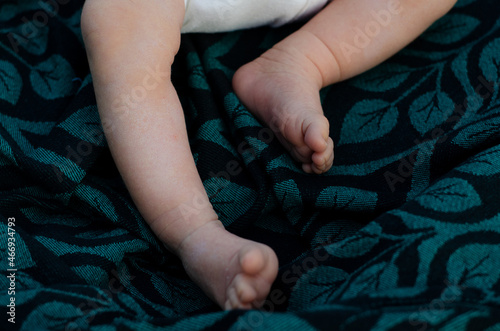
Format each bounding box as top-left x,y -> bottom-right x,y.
182,0 -> 328,32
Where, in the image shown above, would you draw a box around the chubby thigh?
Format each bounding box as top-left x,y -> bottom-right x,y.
182,0 -> 329,33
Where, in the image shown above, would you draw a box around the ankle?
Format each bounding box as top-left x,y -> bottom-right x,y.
272,29 -> 342,88
176,219 -> 225,256
151,202 -> 221,254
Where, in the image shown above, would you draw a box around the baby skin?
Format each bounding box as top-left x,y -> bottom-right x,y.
81,0 -> 456,309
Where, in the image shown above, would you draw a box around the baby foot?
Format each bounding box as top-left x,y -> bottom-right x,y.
233,47 -> 334,174
177,220 -> 279,310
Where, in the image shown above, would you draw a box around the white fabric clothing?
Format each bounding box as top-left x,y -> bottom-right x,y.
182,0 -> 329,33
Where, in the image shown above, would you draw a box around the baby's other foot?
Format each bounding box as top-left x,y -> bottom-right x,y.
178,221 -> 279,310
233,47 -> 334,174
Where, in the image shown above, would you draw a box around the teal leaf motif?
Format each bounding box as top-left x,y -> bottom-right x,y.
0,136 -> 17,166
0,113 -> 54,154
21,302 -> 90,331
151,273 -> 212,311
339,99 -> 398,145
74,184 -> 120,222
29,54 -> 75,99
197,119 -> 237,157
0,223 -> 36,269
479,38 -> 500,83
59,9 -> 83,43
267,154 -> 303,173
409,91 -> 455,134
452,115 -> 500,148
311,222 -> 343,248
421,14 -> 480,44
0,60 -> 22,105
4,274 -> 41,306
0,2 -> 41,22
341,262 -> 398,300
204,177 -> 257,226
415,178 -> 481,213
72,265 -> 108,287
456,145 -> 500,176
187,52 -> 210,90
169,312 -> 228,330
203,32 -> 241,77
350,63 -> 412,92
239,137 -> 263,164
11,23 -> 48,55
288,266 -> 348,311
115,292 -> 149,318
35,235 -> 149,261
316,186 -> 378,211
326,223 -> 382,258
447,244 -> 500,289
58,106 -> 105,146
225,93 -> 261,129
275,180 -> 302,225
234,312 -> 317,331
75,228 -> 128,239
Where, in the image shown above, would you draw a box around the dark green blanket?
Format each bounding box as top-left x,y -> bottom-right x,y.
1,0 -> 500,329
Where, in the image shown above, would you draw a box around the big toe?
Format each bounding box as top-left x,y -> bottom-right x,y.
239,245 -> 267,275
239,244 -> 278,279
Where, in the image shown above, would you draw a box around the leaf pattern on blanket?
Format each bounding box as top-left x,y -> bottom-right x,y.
409,91 -> 455,135
30,54 -> 75,99
415,178 -> 481,213
339,99 -> 399,145
421,14 -> 480,44
0,59 -> 22,105
1,0 -> 500,330
349,63 -> 412,92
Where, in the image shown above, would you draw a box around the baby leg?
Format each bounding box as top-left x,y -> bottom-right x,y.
233,0 -> 457,174
81,0 -> 278,309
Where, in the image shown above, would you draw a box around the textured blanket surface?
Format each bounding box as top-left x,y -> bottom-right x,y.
1,0 -> 500,330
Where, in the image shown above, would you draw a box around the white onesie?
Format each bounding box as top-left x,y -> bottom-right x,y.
182,0 -> 329,33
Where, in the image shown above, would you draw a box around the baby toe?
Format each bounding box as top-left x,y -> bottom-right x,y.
311,162 -> 327,175
302,163 -> 314,174
224,276 -> 252,310
235,276 -> 258,303
319,139 -> 335,165
226,286 -> 239,310
311,154 -> 328,174
303,115 -> 330,153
